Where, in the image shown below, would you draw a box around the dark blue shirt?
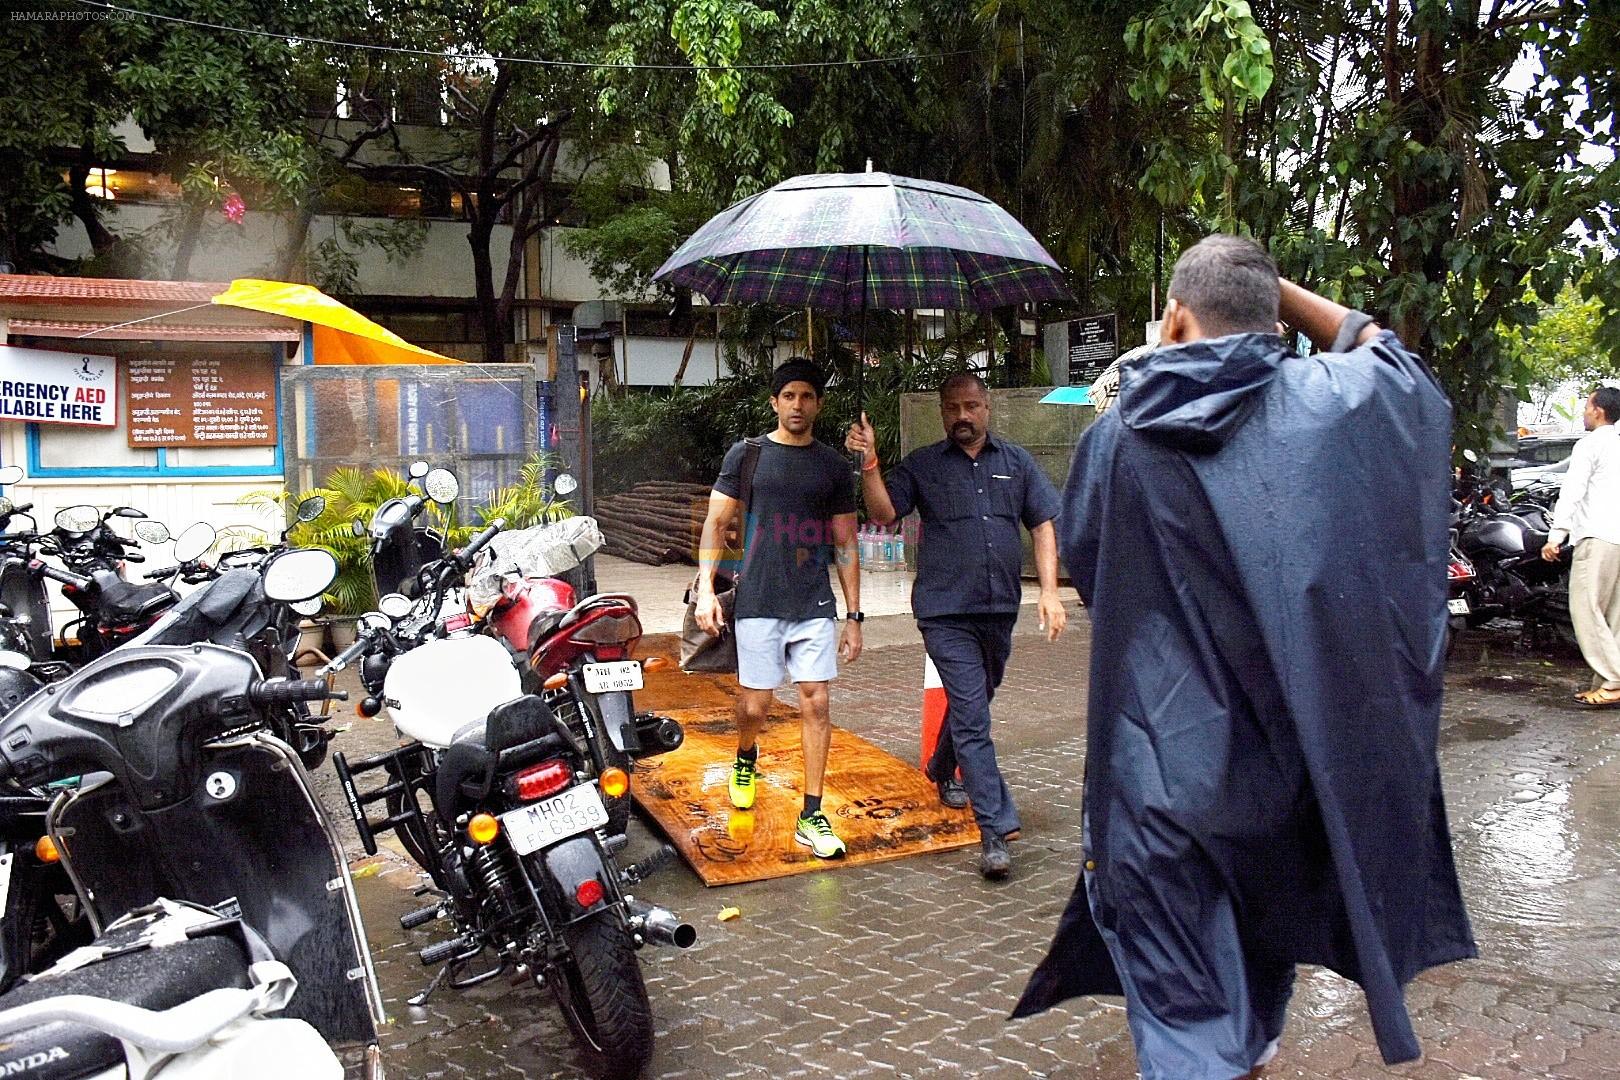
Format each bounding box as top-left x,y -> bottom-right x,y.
885,434 -> 1061,618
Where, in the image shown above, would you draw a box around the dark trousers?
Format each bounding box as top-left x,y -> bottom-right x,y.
919,614 -> 1019,836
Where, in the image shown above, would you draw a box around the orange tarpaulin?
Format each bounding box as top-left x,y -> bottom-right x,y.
211,279 -> 462,366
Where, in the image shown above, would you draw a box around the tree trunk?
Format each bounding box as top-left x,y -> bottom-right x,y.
67,162 -> 117,257
672,334 -> 696,386
273,202 -> 319,281
469,214 -> 505,363
170,204 -> 206,280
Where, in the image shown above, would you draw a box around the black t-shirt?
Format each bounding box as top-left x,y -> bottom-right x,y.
714,436 -> 856,620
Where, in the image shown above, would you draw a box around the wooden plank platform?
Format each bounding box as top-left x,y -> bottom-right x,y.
631,634 -> 980,887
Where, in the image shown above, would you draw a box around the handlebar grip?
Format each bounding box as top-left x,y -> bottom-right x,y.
320,634 -> 372,675
143,566 -> 178,580
122,552 -> 145,563
250,678 -> 349,705
32,561 -> 90,589
461,519 -> 505,563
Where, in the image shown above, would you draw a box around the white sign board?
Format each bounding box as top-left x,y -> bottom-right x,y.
0,346 -> 117,427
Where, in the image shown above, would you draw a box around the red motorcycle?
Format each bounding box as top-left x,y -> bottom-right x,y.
471,514 -> 683,837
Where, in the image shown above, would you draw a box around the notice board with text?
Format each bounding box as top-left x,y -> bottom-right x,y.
125,355 -> 278,448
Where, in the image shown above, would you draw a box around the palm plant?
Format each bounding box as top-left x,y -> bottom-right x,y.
478,452 -> 576,528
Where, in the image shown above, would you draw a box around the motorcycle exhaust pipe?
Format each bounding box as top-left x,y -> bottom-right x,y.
626,899 -> 696,949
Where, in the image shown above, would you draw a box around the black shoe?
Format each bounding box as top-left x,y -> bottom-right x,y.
936,776 -> 969,810
978,830 -> 1010,880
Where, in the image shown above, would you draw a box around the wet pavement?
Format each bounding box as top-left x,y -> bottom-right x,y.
328,616 -> 1620,1079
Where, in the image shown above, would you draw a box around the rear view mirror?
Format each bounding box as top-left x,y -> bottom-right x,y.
113,507 -> 146,519
408,460 -> 429,479
263,548 -> 340,603
424,468 -> 459,505
1462,449 -> 1478,463
0,465 -> 22,486
554,473 -> 578,496
134,520 -> 171,545
290,596 -> 324,617
295,495 -> 326,523
173,522 -> 218,563
55,505 -> 101,533
351,519 -> 366,538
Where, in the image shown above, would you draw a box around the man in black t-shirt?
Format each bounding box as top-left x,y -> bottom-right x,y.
694,359 -> 863,858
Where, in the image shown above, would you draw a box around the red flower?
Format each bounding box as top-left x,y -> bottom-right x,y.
222,192 -> 246,224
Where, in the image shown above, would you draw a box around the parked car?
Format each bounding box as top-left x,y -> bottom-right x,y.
1511,433 -> 1582,490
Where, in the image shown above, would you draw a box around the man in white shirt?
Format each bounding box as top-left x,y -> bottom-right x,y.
1542,386 -> 1620,706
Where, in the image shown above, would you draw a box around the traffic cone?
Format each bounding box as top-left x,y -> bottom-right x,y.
920,653 -> 948,774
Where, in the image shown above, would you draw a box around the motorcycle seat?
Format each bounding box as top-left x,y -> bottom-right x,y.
0,906 -> 258,1079
92,573 -> 176,623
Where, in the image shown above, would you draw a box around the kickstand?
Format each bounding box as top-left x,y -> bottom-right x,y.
408,963 -> 452,1008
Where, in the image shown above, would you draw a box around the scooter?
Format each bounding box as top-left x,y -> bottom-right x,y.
0,546 -> 384,1077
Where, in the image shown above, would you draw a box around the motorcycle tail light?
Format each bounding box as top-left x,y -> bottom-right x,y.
575,879 -> 604,909
590,644 -> 629,661
34,836 -> 59,863
513,759 -> 573,802
1447,560 -> 1475,581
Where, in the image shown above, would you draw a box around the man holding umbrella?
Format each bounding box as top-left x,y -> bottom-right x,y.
846,373 -> 1066,880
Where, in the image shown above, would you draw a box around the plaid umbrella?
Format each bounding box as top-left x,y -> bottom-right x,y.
653,172 -> 1071,311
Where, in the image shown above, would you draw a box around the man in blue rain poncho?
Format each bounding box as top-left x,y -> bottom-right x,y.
1013,236 -> 1476,1078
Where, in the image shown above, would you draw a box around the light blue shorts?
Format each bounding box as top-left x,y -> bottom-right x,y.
735,618 -> 839,689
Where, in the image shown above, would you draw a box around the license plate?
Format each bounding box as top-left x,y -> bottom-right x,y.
501,783 -> 609,855
1448,598 -> 1471,615
583,661 -> 643,694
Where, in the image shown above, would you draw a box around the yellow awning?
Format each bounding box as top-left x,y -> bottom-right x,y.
211,278 -> 462,365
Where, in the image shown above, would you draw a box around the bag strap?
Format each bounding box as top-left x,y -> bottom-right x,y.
739,436 -> 765,519
731,436 -> 766,580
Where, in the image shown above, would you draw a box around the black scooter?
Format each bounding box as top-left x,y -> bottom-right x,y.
0,547 -> 384,1077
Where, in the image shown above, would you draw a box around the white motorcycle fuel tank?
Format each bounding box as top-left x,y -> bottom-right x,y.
384,635 -> 523,748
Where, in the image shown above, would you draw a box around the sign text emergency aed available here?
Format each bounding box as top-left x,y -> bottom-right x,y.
0,346 -> 116,427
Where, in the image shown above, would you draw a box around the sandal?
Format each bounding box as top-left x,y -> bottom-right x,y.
1573,688 -> 1620,708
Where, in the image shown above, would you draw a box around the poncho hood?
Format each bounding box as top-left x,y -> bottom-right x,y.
1117,333 -> 1287,452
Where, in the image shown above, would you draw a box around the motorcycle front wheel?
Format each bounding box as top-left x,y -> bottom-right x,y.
553,914 -> 654,1080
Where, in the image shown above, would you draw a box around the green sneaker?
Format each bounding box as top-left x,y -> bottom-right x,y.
728,755 -> 758,810
795,810 -> 847,859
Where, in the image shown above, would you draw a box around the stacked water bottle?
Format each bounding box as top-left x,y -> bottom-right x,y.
858,523 -> 908,571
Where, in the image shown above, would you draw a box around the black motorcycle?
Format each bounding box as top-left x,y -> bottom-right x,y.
1454,487 -> 1574,646
0,546 -> 385,1077
40,504 -> 177,662
332,496 -> 692,1080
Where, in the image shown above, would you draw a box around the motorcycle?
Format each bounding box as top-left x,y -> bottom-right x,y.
39,504 -> 177,662
471,496 -> 683,838
1455,488 -> 1574,647
330,468 -> 692,1080
0,545 -> 383,1077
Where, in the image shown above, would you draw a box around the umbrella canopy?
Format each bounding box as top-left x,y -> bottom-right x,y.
653,172 -> 1071,311
212,279 -> 462,365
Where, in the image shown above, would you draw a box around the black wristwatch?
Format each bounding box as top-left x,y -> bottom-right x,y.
845,610 -> 865,623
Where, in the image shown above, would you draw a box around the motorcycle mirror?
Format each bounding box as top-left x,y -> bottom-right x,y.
553,473 -> 578,497
1462,449 -> 1478,463
0,465 -> 22,486
424,468 -> 459,505
290,596 -> 324,617
378,592 -> 414,619
0,651 -> 28,671
351,519 -> 366,538
173,522 -> 218,563
356,610 -> 391,634
54,505 -> 101,533
133,520 -> 171,545
408,460 -> 430,480
0,498 -> 12,518
295,495 -> 326,523
112,507 -> 147,519
262,547 -> 340,603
